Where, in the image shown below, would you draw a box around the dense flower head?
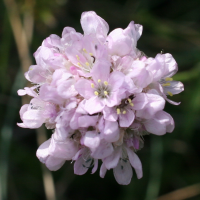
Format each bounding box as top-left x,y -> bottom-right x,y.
17,11 -> 184,185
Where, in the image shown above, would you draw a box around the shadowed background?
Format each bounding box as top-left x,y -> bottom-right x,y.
0,0 -> 200,200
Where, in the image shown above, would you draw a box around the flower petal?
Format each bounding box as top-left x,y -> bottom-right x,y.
75,79 -> 94,99
23,110 -> 45,128
91,60 -> 111,83
19,104 -> 29,120
100,163 -> 107,178
84,96 -> 105,114
103,120 -> 120,142
81,131 -> 101,149
36,139 -> 51,163
132,93 -> 148,110
103,146 -> 121,169
103,106 -> 118,121
45,156 -> 65,171
126,147 -> 143,179
91,139 -> 114,159
113,160 -> 133,185
74,157 -> 89,175
49,134 -> 79,160
119,109 -> 135,127
78,115 -> 98,127
108,71 -> 125,91
136,93 -> 165,119
81,11 -> 109,42
163,81 -> 184,95
91,159 -> 98,174
39,84 -> 63,105
26,65 -> 48,84
143,111 -> 174,135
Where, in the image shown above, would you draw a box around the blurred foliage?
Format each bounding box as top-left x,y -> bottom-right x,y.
0,0 -> 200,199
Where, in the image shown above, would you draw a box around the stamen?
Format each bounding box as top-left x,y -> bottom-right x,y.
167,91 -> 173,96
91,83 -> 94,88
122,110 -> 126,114
117,108 -> 121,115
128,98 -> 131,103
94,91 -> 99,96
85,62 -> 89,66
83,48 -> 87,53
165,77 -> 173,81
76,55 -> 80,60
77,62 -> 82,67
104,81 -> 108,86
104,91 -> 108,95
162,83 -> 170,87
130,103 -> 134,107
98,79 -> 101,83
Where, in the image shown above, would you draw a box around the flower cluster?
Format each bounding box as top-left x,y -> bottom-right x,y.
17,11 -> 184,185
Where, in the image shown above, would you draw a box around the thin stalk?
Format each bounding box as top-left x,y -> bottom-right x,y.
37,126 -> 57,200
157,183 -> 200,200
2,0 -> 57,199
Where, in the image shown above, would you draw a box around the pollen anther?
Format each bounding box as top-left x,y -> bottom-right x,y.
91,83 -> 94,88
165,77 -> 173,81
77,62 -> 82,67
104,81 -> 108,86
167,91 -> 173,96
83,48 -> 87,53
76,55 -> 80,60
122,110 -> 126,114
162,83 -> 170,87
98,79 -> 101,83
94,91 -> 99,96
85,62 -> 89,66
104,91 -> 108,95
128,98 -> 131,103
89,53 -> 93,56
130,103 -> 134,107
117,108 -> 121,115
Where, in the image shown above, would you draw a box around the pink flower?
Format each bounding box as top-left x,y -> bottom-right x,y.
75,62 -> 126,114
81,11 -> 109,42
36,139 -> 66,171
100,145 -> 143,185
146,53 -> 184,105
73,147 -> 98,175
107,21 -> 143,57
17,10 -> 183,185
17,97 -> 57,129
81,131 -> 114,159
103,93 -> 148,127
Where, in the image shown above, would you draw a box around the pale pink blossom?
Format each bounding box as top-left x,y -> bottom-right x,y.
17,11 -> 183,185
146,53 -> 184,105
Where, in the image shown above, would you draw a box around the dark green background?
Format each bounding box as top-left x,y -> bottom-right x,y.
0,0 -> 200,199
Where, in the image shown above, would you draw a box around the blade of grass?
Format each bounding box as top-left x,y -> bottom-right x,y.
0,13 -> 12,92
145,136 -> 163,200
0,68 -> 26,200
